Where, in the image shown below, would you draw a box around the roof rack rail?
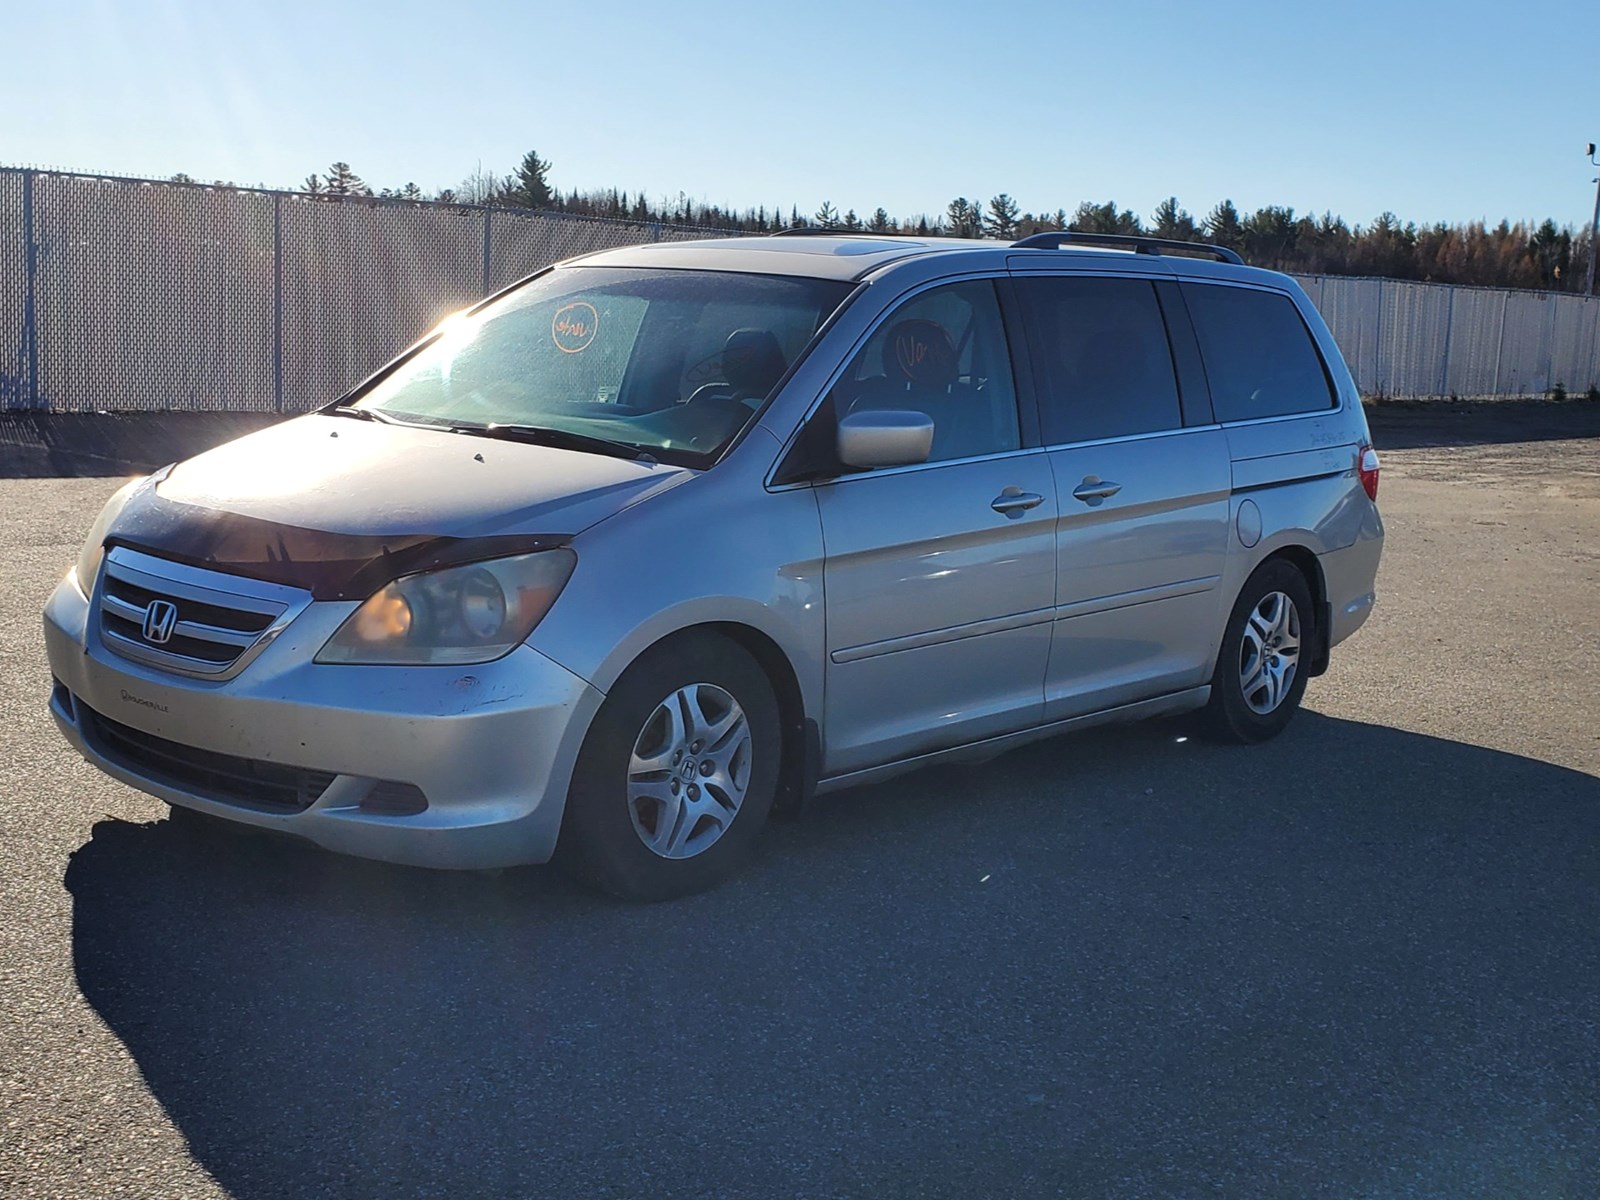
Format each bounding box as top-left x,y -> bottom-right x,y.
1010,231 -> 1243,265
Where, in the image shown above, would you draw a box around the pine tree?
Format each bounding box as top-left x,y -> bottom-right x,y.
869,207 -> 891,233
946,198 -> 978,238
1150,197 -> 1198,240
1070,200 -> 1142,236
814,200 -> 840,228
984,194 -> 1021,239
502,150 -> 555,208
1529,219 -> 1570,289
842,208 -> 862,231
1203,200 -> 1244,248
1241,206 -> 1299,266
323,162 -> 369,198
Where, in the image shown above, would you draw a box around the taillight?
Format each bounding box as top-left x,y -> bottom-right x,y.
1357,443 -> 1380,501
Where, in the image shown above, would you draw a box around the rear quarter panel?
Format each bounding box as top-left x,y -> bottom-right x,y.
1206,276 -> 1384,647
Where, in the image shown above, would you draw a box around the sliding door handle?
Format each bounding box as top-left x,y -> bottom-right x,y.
1071,477 -> 1122,505
991,488 -> 1045,518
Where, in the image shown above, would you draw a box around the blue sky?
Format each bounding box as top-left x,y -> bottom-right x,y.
9,0 -> 1600,229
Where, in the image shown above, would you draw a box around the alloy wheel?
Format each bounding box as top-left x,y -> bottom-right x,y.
1239,590 -> 1301,715
627,683 -> 753,859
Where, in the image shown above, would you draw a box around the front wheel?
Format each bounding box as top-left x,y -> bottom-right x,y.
557,632 -> 781,901
1201,559 -> 1314,744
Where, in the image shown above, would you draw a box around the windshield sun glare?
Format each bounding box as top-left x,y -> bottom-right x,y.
355,267 -> 850,467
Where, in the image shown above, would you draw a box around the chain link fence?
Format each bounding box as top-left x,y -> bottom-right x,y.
0,168 -> 728,414
5,166 -> 1600,413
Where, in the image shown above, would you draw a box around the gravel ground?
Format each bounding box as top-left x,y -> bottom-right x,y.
1,407 -> 1597,1199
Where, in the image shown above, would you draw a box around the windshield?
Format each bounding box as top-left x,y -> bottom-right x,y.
352,267 -> 853,466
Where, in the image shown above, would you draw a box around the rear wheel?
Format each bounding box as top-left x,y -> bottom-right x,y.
1202,558 -> 1314,744
558,632 -> 781,901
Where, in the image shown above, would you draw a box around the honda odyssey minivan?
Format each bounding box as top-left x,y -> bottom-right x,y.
44,231 -> 1384,899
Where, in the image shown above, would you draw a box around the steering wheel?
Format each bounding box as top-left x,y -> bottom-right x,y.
684,382 -> 736,407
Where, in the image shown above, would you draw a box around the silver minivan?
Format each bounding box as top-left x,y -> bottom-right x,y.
43,232 -> 1384,899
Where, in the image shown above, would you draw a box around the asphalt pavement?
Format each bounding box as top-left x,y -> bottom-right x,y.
1,404 -> 1597,1199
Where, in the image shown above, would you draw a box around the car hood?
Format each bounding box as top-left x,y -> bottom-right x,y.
94,414 -> 694,599
157,413 -> 691,539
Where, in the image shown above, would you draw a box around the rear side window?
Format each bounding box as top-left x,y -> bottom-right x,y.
1013,276 -> 1183,443
1181,283 -> 1336,421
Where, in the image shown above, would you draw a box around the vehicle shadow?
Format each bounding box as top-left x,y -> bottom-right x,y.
67,712 -> 1600,1198
1365,397 -> 1600,449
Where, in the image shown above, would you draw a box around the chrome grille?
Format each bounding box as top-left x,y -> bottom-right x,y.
95,546 -> 311,679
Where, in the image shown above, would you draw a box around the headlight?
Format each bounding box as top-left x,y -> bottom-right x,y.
73,475 -> 147,596
316,549 -> 576,665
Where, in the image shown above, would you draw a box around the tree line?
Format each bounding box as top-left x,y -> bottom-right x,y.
226,151 -> 1598,293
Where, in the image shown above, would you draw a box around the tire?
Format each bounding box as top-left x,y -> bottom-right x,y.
1201,558 -> 1315,744
557,632 -> 782,901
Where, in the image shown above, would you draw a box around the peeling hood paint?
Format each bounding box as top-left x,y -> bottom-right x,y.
157,413 -> 692,539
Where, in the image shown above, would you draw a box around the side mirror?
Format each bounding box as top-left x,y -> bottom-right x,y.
837,410 -> 934,470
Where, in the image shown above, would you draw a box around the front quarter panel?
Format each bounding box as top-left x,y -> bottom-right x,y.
527,427 -> 826,718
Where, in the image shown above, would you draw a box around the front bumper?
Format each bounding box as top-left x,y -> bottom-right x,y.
44,573 -> 604,869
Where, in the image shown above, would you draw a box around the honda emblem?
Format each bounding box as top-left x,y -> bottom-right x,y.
142,599 -> 179,645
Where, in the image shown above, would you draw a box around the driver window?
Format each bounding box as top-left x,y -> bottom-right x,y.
827,280 -> 1021,465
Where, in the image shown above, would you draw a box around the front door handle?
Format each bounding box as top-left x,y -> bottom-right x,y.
1071,477 -> 1123,505
991,487 -> 1045,518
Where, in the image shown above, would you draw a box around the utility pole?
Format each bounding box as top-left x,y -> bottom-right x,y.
1587,143 -> 1600,296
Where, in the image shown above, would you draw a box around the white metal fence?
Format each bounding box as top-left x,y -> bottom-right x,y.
1295,274 -> 1600,399
4,167 -> 1599,413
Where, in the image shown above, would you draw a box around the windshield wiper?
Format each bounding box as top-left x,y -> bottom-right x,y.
454,422 -> 656,464
327,404 -> 405,425
329,409 -> 657,462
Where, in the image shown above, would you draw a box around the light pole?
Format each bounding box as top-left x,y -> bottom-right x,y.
1587,143 -> 1600,296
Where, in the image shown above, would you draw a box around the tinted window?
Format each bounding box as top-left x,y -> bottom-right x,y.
356,267 -> 850,467
1015,276 -> 1182,443
1182,283 -> 1336,421
828,280 -> 1020,464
